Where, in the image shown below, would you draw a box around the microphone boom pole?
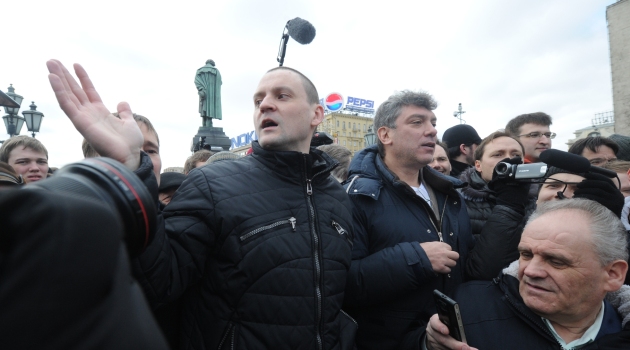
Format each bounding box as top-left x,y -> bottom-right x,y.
277,24 -> 290,67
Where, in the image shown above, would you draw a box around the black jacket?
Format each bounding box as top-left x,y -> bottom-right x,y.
449,160 -> 471,179
451,273 -> 625,349
342,146 -> 474,350
0,189 -> 168,350
458,167 -> 538,280
458,167 -> 494,237
132,142 -> 357,350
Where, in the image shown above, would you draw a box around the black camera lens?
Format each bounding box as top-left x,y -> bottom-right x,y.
495,162 -> 510,177
26,157 -> 156,258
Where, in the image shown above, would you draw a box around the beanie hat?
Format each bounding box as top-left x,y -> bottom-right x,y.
442,124 -> 482,149
609,134 -> 630,161
158,171 -> 186,192
206,151 -> 241,164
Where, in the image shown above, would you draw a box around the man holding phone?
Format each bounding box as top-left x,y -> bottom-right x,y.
425,199 -> 630,350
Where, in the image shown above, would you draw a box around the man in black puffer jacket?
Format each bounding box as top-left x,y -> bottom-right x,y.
458,131 -> 536,238
47,61 -> 357,350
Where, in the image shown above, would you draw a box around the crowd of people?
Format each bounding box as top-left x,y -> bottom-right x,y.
2,60 -> 630,350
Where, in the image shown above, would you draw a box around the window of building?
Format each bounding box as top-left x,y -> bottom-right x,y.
337,120 -> 339,127
363,124 -> 366,132
343,121 -> 346,129
343,140 -> 346,146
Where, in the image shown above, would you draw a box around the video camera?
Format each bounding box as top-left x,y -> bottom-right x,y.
494,162 -> 548,181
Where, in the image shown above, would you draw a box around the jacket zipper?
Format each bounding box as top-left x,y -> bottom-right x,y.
332,220 -> 352,246
239,217 -> 297,242
217,323 -> 234,350
305,158 -> 327,350
499,279 -> 563,348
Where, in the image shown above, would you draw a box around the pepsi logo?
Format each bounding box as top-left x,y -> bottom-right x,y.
325,93 -> 344,111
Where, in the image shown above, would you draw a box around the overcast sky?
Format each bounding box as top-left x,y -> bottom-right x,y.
2,0 -> 618,169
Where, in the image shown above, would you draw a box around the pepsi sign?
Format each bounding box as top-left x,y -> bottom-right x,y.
347,97 -> 374,110
320,93 -> 375,114
324,93 -> 344,112
230,130 -> 257,149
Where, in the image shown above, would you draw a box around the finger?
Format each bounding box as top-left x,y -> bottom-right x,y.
117,102 -> 134,122
446,251 -> 460,260
47,60 -> 84,107
429,314 -> 450,335
74,63 -> 104,105
439,242 -> 453,251
48,73 -> 82,124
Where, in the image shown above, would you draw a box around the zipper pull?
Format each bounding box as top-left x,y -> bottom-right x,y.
289,217 -> 297,231
437,231 -> 444,242
306,179 -> 313,195
332,220 -> 347,236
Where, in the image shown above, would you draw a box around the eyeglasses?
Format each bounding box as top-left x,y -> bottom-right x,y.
543,177 -> 582,199
517,132 -> 556,139
589,157 -> 617,166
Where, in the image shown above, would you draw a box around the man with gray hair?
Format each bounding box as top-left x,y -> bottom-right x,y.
343,90 -> 474,350
425,199 -> 630,350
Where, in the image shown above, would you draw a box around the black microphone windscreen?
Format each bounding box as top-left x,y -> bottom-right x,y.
539,149 -> 592,174
286,17 -> 316,45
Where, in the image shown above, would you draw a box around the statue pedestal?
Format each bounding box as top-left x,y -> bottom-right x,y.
191,126 -> 231,152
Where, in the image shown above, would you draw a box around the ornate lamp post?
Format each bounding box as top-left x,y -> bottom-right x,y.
1,85 -> 44,139
364,125 -> 377,147
22,101 -> 44,137
2,84 -> 25,137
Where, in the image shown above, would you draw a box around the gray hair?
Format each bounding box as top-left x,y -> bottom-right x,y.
373,90 -> 438,156
317,144 -> 352,181
526,199 -> 628,266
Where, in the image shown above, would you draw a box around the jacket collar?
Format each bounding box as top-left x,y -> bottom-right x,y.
459,167 -> 493,202
346,145 -> 465,199
251,141 -> 337,180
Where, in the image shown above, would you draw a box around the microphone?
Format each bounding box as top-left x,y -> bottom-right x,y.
277,17 -> 316,66
539,149 -> 617,178
286,18 -> 316,44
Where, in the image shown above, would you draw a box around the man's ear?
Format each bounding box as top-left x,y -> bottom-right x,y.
377,126 -> 392,146
603,259 -> 628,292
310,104 -> 325,127
460,144 -> 469,155
474,159 -> 482,173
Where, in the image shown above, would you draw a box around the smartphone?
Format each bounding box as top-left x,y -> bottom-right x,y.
433,290 -> 467,343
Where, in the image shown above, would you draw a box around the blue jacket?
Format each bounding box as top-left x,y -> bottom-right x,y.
450,273 -> 623,349
342,145 -> 474,350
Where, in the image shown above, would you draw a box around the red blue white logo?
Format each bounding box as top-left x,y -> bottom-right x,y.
325,93 -> 344,111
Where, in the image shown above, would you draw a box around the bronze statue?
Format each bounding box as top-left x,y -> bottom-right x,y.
195,59 -> 222,127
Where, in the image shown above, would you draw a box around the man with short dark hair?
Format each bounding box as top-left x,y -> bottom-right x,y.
425,199 -> 630,350
47,60 -> 357,349
568,136 -> 619,167
442,124 -> 482,178
343,90 -> 473,350
505,112 -> 554,163
0,135 -> 49,183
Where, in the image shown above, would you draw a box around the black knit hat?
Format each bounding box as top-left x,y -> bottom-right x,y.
159,172 -> 186,192
442,124 -> 482,148
609,134 -> 630,161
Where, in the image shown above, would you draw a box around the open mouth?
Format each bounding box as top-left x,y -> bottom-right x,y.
261,119 -> 278,130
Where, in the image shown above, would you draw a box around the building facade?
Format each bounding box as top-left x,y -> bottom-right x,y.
607,0 -> 630,134
316,112 -> 375,155
566,112 -> 615,148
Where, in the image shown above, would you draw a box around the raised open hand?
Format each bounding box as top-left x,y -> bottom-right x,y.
47,60 -> 143,170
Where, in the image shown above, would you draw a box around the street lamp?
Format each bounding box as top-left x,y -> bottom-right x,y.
3,84 -> 25,137
364,124 -> 377,147
22,101 -> 44,137
1,84 -> 44,139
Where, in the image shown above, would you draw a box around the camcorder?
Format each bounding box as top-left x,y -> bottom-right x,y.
25,157 -> 157,258
494,162 -> 548,182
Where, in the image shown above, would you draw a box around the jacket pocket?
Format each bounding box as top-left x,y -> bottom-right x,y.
332,220 -> 353,247
239,217 -> 297,243
338,309 -> 358,350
